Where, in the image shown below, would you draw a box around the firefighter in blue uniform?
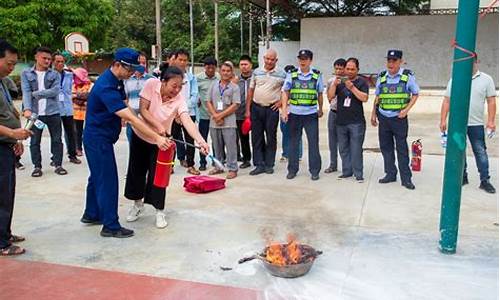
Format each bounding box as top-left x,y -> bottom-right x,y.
281,49 -> 324,181
370,50 -> 420,190
81,48 -> 169,238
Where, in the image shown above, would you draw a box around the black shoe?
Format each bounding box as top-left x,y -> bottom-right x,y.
69,157 -> 82,164
402,181 -> 415,190
265,167 -> 274,174
15,162 -> 25,170
199,165 -> 207,171
356,176 -> 364,183
100,227 -> 134,238
50,161 -> 55,167
239,161 -> 251,169
311,174 -> 320,181
286,172 -> 296,180
80,215 -> 102,225
337,174 -> 352,180
249,167 -> 266,176
462,175 -> 469,185
237,157 -> 243,162
479,180 -> 496,194
379,176 -> 397,184
324,166 -> 337,174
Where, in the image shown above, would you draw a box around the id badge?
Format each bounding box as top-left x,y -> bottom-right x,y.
34,119 -> 46,129
59,93 -> 65,102
217,101 -> 223,111
343,97 -> 351,107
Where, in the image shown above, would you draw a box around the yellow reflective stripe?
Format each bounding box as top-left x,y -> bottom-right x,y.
380,104 -> 408,109
290,89 -> 317,94
379,93 -> 410,99
156,161 -> 175,166
401,74 -> 409,82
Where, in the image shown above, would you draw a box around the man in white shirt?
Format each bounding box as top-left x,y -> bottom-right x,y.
440,55 -> 497,194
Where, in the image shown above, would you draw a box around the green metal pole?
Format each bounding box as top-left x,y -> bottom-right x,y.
439,0 -> 480,254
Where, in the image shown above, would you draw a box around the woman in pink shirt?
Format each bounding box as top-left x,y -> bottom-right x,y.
124,66 -> 209,228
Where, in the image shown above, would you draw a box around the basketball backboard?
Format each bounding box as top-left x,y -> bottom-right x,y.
65,32 -> 89,54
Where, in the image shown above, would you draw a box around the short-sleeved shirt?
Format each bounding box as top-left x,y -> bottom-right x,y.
327,76 -> 338,111
249,67 -> 286,106
134,78 -> 188,144
83,68 -> 127,143
236,73 -> 252,120
445,71 -> 497,126
196,72 -> 220,120
124,73 -> 154,112
282,69 -> 324,115
335,77 -> 369,125
0,77 -> 21,144
205,80 -> 240,129
375,68 -> 419,118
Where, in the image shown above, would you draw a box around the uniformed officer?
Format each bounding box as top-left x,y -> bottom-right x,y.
370,50 -> 419,190
0,39 -> 31,256
81,48 -> 169,238
281,49 -> 323,180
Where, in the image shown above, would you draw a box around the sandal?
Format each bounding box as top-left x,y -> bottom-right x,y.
324,167 -> 338,174
8,235 -> 25,243
31,168 -> 43,177
187,167 -> 201,175
208,168 -> 224,175
0,244 -> 25,256
55,166 -> 68,175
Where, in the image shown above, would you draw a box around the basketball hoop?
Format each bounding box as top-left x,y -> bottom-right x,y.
65,32 -> 91,56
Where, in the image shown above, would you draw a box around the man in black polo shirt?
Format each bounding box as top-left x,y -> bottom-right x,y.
0,39 -> 32,256
330,57 -> 369,182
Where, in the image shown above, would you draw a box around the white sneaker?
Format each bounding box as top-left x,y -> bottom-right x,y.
156,211 -> 168,229
126,204 -> 144,222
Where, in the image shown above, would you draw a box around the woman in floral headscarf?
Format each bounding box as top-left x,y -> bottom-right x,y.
72,68 -> 93,156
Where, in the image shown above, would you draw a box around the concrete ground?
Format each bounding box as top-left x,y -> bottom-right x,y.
1,95 -> 498,299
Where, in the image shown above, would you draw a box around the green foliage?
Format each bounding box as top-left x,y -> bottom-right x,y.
0,0 -> 114,59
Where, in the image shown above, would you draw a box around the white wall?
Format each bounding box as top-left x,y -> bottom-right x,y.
431,0 -> 495,9
258,41 -> 300,71
300,14 -> 498,88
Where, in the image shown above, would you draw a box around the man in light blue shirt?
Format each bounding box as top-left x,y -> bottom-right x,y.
53,53 -> 81,164
124,60 -> 153,142
281,49 -> 324,181
371,50 -> 419,190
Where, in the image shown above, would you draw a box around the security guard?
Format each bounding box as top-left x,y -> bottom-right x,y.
370,50 -> 419,190
81,48 -> 169,238
281,49 -> 323,180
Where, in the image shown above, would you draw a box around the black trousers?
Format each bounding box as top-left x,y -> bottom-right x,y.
74,120 -> 84,151
61,115 -> 77,159
124,131 -> 166,210
377,111 -> 412,182
236,119 -> 251,163
171,117 -> 196,167
0,144 -> 16,249
250,104 -> 279,168
30,114 -> 63,168
287,113 -> 322,176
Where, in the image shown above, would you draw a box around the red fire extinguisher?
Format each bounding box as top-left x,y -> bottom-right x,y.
411,139 -> 422,172
153,143 -> 176,188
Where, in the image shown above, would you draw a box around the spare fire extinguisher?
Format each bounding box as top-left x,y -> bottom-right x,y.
153,143 -> 176,188
411,139 -> 422,172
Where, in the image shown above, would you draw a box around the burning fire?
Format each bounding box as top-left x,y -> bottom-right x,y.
265,237 -> 302,266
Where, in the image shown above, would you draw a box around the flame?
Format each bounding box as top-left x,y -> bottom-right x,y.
265,236 -> 302,266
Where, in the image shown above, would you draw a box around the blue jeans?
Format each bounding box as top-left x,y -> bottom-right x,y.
280,120 -> 302,159
337,122 -> 366,178
464,125 -> 490,181
327,110 -> 338,169
30,114 -> 63,168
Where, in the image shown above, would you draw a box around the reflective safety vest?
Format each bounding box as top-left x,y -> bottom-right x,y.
378,69 -> 412,111
289,70 -> 320,106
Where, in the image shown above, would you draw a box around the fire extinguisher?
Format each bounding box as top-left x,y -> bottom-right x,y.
153,143 -> 176,188
411,139 -> 422,172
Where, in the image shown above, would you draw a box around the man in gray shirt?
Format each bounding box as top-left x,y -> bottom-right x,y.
205,61 -> 240,179
236,55 -> 253,169
440,54 -> 497,194
0,39 -> 31,256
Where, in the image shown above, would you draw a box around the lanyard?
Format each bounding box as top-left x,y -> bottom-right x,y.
219,82 -> 229,98
0,81 -> 12,104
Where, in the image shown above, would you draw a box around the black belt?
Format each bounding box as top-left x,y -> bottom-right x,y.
253,102 -> 271,108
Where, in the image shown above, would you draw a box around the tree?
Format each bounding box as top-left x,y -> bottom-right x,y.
0,0 -> 114,59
